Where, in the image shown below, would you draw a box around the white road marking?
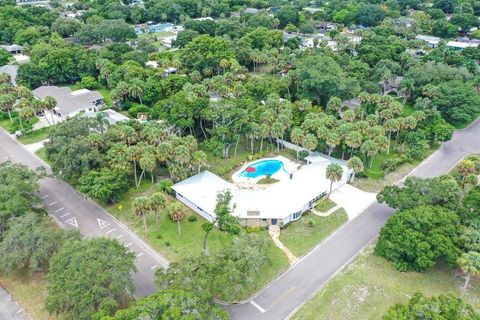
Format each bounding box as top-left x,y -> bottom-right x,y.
116,234 -> 124,239
97,218 -> 111,229
55,207 -> 64,212
250,300 -> 266,313
106,228 -> 117,234
150,264 -> 158,270
60,212 -> 71,218
65,217 -> 78,228
136,252 -> 143,257
48,201 -> 57,206
42,194 -> 49,199
125,242 -> 132,247
16,309 -> 24,314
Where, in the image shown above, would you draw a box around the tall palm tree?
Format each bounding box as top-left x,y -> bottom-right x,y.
383,119 -> 399,154
148,192 -> 165,225
192,150 -> 208,173
326,131 -> 340,156
345,131 -> 362,158
128,81 -> 144,105
43,96 -> 57,124
290,127 -> 304,161
302,133 -> 317,153
132,197 -> 149,233
326,96 -> 342,114
457,252 -> 480,295
326,163 -> 343,198
361,139 -> 378,168
0,94 -> 16,123
31,98 -> 50,126
0,72 -> 11,84
17,99 -> 33,131
347,156 -> 364,180
167,202 -> 186,236
138,146 -> 156,187
15,85 -> 33,100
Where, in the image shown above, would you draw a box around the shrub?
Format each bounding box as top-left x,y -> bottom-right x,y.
381,157 -> 405,173
307,219 -> 316,228
158,179 -> 173,195
128,104 -> 150,118
188,215 -> 197,222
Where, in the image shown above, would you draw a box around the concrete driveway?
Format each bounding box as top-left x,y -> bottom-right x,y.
330,184 -> 377,220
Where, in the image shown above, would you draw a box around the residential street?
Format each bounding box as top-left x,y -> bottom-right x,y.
0,287 -> 31,320
0,129 -> 169,297
1,117 -> 480,319
225,117 -> 480,320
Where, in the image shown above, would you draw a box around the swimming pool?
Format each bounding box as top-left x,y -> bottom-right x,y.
240,159 -> 286,178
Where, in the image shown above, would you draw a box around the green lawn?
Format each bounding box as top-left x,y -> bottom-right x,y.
0,118 -> 14,132
0,273 -> 57,320
18,127 -> 49,145
293,244 -> 480,320
280,209 -> 348,257
138,31 -> 175,48
315,198 -> 337,212
258,176 -> 279,184
102,180 -> 289,301
35,147 -> 48,163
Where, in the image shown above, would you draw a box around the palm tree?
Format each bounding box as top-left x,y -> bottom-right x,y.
0,72 -> 11,84
457,160 -> 476,185
167,202 -> 186,236
43,96 -> 57,124
290,127 -> 304,161
326,163 -> 343,198
361,140 -> 378,168
32,98 -> 50,126
347,156 -> 364,180
345,131 -> 362,157
138,146 -> 156,187
128,81 -> 144,105
399,78 -> 414,103
192,150 -> 208,174
326,131 -> 340,156
457,252 -> 480,295
343,109 -> 356,122
384,119 -> 399,154
15,85 -> 33,100
127,145 -> 141,187
302,133 -> 318,153
326,96 -> 342,114
17,99 -> 33,131
374,135 -> 389,155
380,69 -> 393,95
0,94 -> 16,123
132,196 -> 150,233
148,192 -> 165,225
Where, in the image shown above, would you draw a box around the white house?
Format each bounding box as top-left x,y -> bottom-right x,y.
415,35 -> 441,48
32,86 -> 104,118
172,155 -> 353,227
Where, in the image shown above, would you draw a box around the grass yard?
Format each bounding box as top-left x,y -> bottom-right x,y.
354,146 -> 438,193
103,180 -> 289,301
315,198 -> 337,212
0,273 -> 57,320
138,31 -> 175,48
35,147 -> 48,163
257,176 -> 279,184
0,118 -> 14,132
293,244 -> 480,320
280,209 -> 348,257
18,127 -> 49,145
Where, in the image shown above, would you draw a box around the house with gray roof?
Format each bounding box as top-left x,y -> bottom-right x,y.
32,86 -> 104,118
0,65 -> 18,85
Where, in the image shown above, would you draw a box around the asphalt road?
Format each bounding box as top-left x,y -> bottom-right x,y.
2,117 -> 480,319
0,287 -> 31,320
0,129 -> 169,297
225,117 -> 480,320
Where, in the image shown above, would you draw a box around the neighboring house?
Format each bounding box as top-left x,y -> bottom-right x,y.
172,154 -> 353,227
0,44 -> 22,54
16,0 -> 49,5
0,64 -> 18,85
379,76 -> 404,95
32,86 -> 104,118
317,21 -> 335,31
244,7 -> 259,14
341,98 -> 361,114
415,35 -> 441,48
446,41 -> 479,50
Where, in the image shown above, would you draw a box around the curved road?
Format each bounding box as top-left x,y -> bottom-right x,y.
0,129 -> 169,297
225,118 -> 480,320
1,117 -> 480,319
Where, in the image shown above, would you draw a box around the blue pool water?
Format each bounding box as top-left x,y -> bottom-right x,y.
240,159 -> 285,178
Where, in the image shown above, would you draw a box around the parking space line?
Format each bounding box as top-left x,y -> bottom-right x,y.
125,242 -> 132,247
250,300 -> 266,313
48,201 -> 57,206
106,228 -> 117,234
55,207 -> 64,212
136,252 -> 143,257
42,194 -> 50,199
60,212 -> 71,218
150,264 -> 158,270
116,234 -> 124,239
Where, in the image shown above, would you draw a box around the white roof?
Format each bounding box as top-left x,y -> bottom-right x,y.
173,156 -> 352,220
416,35 -> 441,44
446,41 -> 479,49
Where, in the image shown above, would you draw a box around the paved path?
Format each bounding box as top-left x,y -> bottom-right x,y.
0,129 -> 169,297
225,118 -> 480,320
0,287 -> 31,320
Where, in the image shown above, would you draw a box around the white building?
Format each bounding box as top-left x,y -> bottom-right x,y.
446,41 -> 479,50
415,35 -> 441,48
172,155 -> 353,227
